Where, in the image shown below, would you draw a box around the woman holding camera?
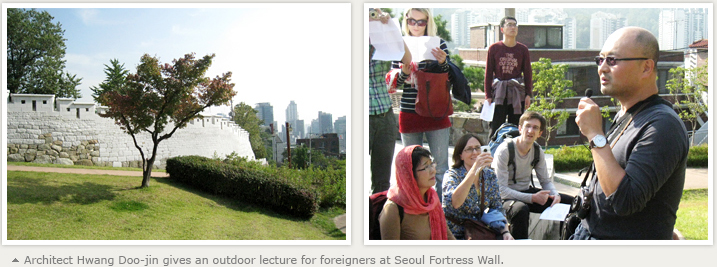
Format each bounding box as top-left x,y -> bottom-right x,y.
391,8 -> 452,202
442,134 -> 513,240
378,145 -> 455,240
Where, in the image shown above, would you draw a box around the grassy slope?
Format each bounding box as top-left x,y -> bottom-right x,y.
675,189 -> 708,240
6,171 -> 344,240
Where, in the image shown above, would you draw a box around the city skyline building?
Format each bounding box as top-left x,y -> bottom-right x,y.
659,8 -> 707,50
589,11 -> 628,49
334,116 -> 346,153
254,102 -> 274,127
318,111 -> 334,134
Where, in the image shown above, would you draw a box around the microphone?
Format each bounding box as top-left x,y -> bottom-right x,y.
585,88 -> 593,98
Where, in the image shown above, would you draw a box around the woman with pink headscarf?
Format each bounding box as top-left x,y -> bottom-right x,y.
378,145 -> 455,240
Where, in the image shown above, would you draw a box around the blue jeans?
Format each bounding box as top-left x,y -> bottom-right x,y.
401,127 -> 450,202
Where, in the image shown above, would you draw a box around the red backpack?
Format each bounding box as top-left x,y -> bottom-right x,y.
368,191 -> 404,240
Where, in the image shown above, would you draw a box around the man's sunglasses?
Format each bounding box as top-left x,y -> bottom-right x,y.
594,56 -> 649,67
406,18 -> 428,27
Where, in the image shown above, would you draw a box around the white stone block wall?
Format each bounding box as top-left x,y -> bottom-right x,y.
7,101 -> 255,168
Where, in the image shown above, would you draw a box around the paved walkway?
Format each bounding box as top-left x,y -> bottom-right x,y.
7,165 -> 169,177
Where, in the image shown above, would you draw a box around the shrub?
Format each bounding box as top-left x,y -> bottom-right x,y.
166,156 -> 319,218
545,145 -> 593,172
687,144 -> 708,167
546,144 -> 708,172
224,155 -> 346,208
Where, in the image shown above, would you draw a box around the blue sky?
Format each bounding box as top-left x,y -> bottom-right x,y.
13,4 -> 350,128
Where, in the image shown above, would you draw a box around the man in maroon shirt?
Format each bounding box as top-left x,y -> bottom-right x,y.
484,16 -> 533,138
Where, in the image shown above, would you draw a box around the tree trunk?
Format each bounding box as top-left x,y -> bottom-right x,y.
141,157 -> 155,188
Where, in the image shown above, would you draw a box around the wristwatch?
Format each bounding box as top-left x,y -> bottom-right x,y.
589,135 -> 607,149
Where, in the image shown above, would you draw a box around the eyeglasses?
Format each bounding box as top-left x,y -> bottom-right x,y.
406,18 -> 428,27
503,22 -> 518,28
595,56 -> 649,67
463,146 -> 481,153
417,162 -> 437,172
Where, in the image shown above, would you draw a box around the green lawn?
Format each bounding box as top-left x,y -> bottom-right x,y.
675,189 -> 708,240
6,171 -> 345,240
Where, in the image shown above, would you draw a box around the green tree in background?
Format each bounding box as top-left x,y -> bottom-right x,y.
434,14 -> 452,42
91,59 -> 130,104
667,64 -> 709,145
232,102 -> 267,159
7,8 -> 82,98
528,58 -> 575,146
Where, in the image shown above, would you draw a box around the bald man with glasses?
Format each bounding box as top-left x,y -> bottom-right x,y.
573,27 -> 688,239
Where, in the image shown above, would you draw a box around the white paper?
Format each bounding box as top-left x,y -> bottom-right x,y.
479,100 -> 495,122
368,18 -> 405,61
402,36 -> 440,62
538,203 -> 571,221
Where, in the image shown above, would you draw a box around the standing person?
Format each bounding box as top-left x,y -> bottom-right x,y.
443,134 -> 513,240
392,8 -> 451,201
492,111 -> 573,239
369,9 -> 411,194
573,27 -> 688,240
484,16 -> 533,138
379,145 -> 455,240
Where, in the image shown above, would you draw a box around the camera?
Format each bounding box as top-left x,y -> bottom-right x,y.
570,186 -> 593,219
480,145 -> 490,153
369,8 -> 379,20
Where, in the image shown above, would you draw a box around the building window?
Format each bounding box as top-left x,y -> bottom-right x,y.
43,100 -> 47,104
67,108 -> 71,112
32,100 -> 37,111
557,115 -> 581,137
21,100 -> 26,104
533,27 -> 562,49
86,108 -> 89,112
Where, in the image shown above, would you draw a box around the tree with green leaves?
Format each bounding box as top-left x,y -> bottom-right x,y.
97,53 -> 236,188
7,8 -> 82,98
434,14 -> 452,42
232,102 -> 267,159
90,59 -> 129,103
666,64 -> 708,145
527,58 -> 575,146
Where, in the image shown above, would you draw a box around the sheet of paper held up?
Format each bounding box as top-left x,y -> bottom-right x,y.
539,203 -> 571,221
479,100 -> 494,122
403,36 -> 440,62
368,18 -> 405,61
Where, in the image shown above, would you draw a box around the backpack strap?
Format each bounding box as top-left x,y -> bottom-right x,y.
508,139 -> 537,188
529,142 -> 540,188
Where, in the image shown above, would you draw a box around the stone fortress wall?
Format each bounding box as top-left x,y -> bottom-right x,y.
6,94 -> 255,168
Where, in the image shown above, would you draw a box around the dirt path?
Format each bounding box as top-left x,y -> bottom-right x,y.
6,165 -> 169,177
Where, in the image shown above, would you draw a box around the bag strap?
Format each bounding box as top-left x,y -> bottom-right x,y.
507,140 -> 537,188
445,166 -> 487,225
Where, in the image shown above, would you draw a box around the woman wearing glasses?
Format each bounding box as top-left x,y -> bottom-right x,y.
378,145 -> 455,240
442,134 -> 513,240
391,8 -> 452,202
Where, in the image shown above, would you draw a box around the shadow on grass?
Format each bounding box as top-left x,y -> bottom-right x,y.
7,176 -> 117,205
152,177 -> 312,223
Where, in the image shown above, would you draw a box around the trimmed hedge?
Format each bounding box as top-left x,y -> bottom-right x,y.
687,144 -> 708,167
166,156 -> 319,218
545,145 -> 593,172
546,144 -> 709,172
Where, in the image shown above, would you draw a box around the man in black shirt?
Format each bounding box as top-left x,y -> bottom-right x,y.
573,27 -> 688,239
